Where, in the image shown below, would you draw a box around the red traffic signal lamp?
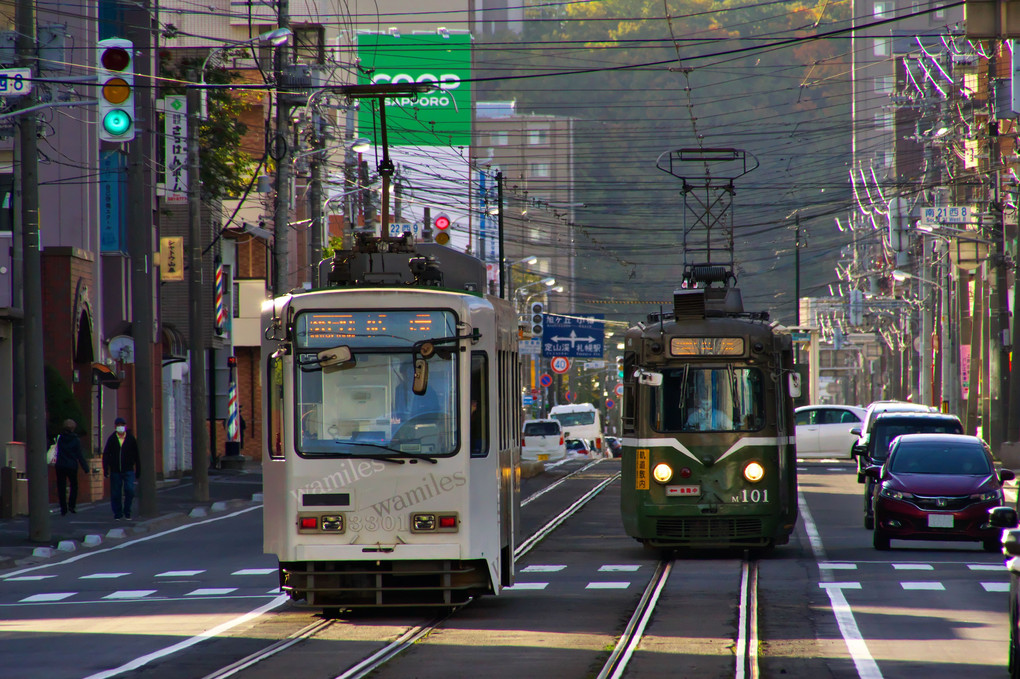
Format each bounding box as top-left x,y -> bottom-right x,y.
434,213 -> 451,245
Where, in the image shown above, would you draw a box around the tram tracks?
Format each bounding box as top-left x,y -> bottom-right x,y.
195,458 -> 620,679
593,554 -> 761,679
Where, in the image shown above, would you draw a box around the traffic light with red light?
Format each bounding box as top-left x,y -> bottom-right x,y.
434,213 -> 451,245
97,38 -> 135,142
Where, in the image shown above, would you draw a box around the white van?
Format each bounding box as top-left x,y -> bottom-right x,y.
521,419 -> 566,462
548,403 -> 603,455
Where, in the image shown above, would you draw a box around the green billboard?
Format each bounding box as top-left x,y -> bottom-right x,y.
356,33 -> 472,147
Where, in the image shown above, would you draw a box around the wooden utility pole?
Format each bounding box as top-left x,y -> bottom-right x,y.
16,0 -> 49,542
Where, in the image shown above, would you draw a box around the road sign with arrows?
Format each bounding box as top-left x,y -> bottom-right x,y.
542,313 -> 604,358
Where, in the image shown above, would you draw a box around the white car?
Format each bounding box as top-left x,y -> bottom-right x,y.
795,404 -> 867,459
521,419 -> 566,462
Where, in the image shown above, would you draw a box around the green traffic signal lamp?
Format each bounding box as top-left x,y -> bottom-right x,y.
103,108 -> 131,136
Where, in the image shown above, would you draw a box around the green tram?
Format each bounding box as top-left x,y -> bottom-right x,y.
620,285 -> 800,551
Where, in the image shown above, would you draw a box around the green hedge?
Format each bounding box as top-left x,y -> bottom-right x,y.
45,364 -> 89,451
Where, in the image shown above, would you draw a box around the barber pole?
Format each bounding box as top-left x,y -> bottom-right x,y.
215,260 -> 226,332
226,355 -> 239,443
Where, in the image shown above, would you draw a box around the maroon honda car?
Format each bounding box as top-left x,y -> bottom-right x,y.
866,433 -> 1015,551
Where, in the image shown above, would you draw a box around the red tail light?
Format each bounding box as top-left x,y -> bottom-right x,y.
559,436 -> 564,445
596,437 -> 602,450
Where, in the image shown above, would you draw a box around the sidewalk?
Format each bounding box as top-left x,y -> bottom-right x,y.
0,465 -> 263,571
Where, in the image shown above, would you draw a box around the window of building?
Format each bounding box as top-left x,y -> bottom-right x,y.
528,128 -> 549,145
529,162 -> 551,178
875,75 -> 894,94
874,38 -> 889,57
490,132 -> 508,146
874,2 -> 888,18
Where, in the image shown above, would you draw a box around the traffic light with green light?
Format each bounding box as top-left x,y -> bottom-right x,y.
97,38 -> 135,142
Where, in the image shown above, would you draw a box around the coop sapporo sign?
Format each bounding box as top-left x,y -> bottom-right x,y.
357,33 -> 472,147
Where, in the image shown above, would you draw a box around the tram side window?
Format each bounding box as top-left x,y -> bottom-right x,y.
471,352 -> 489,457
621,351 -> 636,434
267,354 -> 285,459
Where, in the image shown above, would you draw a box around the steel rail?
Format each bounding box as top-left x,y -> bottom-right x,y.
736,557 -> 760,679
521,457 -> 605,506
200,618 -> 335,679
514,471 -> 620,559
596,559 -> 673,679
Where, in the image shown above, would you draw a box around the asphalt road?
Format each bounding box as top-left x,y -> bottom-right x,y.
0,457 -> 1013,679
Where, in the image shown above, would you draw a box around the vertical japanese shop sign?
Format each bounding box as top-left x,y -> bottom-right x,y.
164,95 -> 187,202
160,237 -> 184,281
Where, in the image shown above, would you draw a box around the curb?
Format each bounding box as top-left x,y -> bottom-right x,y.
0,497 -> 257,571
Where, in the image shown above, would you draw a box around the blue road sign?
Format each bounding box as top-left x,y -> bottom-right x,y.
542,314 -> 605,359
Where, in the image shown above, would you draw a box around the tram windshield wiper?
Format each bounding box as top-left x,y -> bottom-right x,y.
329,440 -> 439,463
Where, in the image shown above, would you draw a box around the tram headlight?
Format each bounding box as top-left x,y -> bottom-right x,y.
652,463 -> 673,484
743,461 -> 765,483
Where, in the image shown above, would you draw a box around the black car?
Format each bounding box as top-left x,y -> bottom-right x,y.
854,411 -> 964,529
988,506 -> 1020,678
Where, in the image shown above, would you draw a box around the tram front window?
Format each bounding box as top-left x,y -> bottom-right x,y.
293,310 -> 459,458
652,367 -> 764,433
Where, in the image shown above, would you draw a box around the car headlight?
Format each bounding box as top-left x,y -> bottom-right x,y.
971,490 -> 1003,503
652,463 -> 673,484
879,486 -> 908,501
743,461 -> 765,483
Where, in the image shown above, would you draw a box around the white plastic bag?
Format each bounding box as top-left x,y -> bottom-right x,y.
46,439 -> 57,465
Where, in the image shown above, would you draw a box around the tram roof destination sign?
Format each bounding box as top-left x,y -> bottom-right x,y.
356,33 -> 472,147
542,314 -> 605,359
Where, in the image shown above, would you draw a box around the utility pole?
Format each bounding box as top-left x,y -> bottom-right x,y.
16,0 -> 49,542
308,109 -> 323,287
187,81 -> 209,501
497,171 -> 505,298
272,0 -> 291,296
128,0 -> 157,517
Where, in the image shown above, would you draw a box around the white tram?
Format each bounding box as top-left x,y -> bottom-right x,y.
262,235 -> 521,608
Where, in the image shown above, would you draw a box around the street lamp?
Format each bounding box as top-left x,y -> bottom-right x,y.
199,28 -> 293,118
891,269 -> 945,291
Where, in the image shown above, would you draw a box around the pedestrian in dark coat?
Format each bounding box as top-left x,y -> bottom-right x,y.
54,419 -> 89,516
102,417 -> 141,520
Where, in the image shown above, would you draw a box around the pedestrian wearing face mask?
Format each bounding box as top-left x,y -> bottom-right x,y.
102,417 -> 141,520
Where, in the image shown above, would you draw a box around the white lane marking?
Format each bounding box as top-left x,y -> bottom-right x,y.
983,583 -> 1010,592
2,504 -> 263,578
521,565 -> 567,572
901,582 -> 944,591
586,582 -> 630,589
825,585 -> 883,679
820,582 -> 862,590
156,570 -> 205,577
506,582 -> 549,590
599,565 -> 641,572
819,563 -> 857,570
968,564 -> 1004,571
80,572 -> 130,579
19,592 -> 75,602
3,575 -> 57,581
799,491 -> 882,679
893,564 -> 933,571
231,568 -> 276,576
267,587 -> 282,594
103,590 -> 157,599
81,594 -> 289,679
186,588 -> 237,596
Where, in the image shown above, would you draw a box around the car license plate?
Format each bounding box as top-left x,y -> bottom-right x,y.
538,454 -> 549,461
666,485 -> 700,497
928,514 -> 954,528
